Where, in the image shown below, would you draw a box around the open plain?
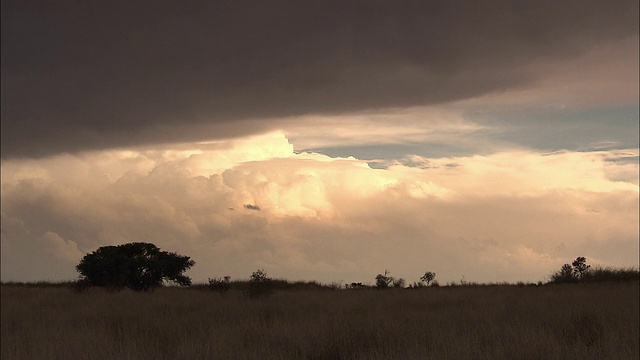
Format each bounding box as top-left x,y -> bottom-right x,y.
1,281 -> 638,359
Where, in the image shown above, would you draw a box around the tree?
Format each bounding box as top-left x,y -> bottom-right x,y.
76,242 -> 195,291
420,271 -> 436,286
572,257 -> 591,279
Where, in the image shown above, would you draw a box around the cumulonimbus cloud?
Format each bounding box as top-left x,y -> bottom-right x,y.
1,133 -> 637,283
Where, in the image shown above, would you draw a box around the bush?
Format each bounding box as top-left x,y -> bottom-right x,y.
581,266 -> 640,283
392,278 -> 406,288
208,276 -> 231,294
551,263 -> 577,284
551,257 -> 639,284
375,270 -> 406,289
246,269 -> 274,298
375,272 -> 392,289
347,282 -> 367,289
420,271 -> 436,286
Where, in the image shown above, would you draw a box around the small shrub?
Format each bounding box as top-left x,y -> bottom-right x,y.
581,266 -> 640,282
551,263 -> 578,284
392,278 -> 406,288
420,271 -> 436,286
375,271 -> 392,289
347,282 -> 366,289
246,269 -> 273,298
208,276 -> 231,294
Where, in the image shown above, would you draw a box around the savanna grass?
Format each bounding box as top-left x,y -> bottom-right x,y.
2,281 -> 638,359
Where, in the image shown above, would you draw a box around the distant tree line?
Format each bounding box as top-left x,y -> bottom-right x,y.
70,243 -> 638,294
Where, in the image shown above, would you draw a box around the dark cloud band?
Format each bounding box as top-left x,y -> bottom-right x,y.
2,0 -> 637,158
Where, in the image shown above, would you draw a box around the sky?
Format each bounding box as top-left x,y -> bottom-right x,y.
1,0 -> 638,285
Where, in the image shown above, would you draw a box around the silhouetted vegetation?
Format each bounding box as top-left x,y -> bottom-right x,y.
204,269 -> 306,297
572,256 -> 591,279
420,271 -> 436,286
208,276 -> 231,294
345,282 -> 367,289
246,269 -> 274,298
195,278 -> 335,293
551,257 -> 639,284
580,266 -> 640,283
375,270 -> 405,289
7,256 -> 637,295
0,281 -> 77,288
75,242 -> 195,292
375,272 -> 391,289
553,263 -> 578,283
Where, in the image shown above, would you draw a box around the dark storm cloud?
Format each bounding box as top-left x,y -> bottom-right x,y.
2,0 -> 637,158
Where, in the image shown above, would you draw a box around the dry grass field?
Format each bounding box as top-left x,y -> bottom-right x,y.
2,281 -> 638,359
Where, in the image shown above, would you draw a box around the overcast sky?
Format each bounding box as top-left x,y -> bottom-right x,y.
2,0 -> 638,285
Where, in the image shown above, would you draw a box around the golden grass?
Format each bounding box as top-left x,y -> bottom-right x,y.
2,282 -> 638,359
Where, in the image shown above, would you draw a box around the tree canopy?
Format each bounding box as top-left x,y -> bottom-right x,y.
76,242 -> 195,291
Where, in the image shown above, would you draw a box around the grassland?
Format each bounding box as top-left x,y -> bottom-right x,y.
1,281 -> 638,359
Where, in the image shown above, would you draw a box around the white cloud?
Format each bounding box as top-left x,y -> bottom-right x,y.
1,132 -> 637,284
282,107 -> 487,150
41,232 -> 84,263
0,215 -> 84,282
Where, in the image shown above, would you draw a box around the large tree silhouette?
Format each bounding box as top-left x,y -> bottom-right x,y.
76,242 -> 195,291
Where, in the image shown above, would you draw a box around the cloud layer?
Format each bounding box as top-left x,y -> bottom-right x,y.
2,0 -> 638,158
2,1 -> 638,284
2,133 -> 637,284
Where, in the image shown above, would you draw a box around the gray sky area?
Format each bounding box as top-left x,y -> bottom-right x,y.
2,0 -> 637,158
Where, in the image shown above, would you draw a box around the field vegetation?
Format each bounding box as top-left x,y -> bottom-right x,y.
2,278 -> 638,359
